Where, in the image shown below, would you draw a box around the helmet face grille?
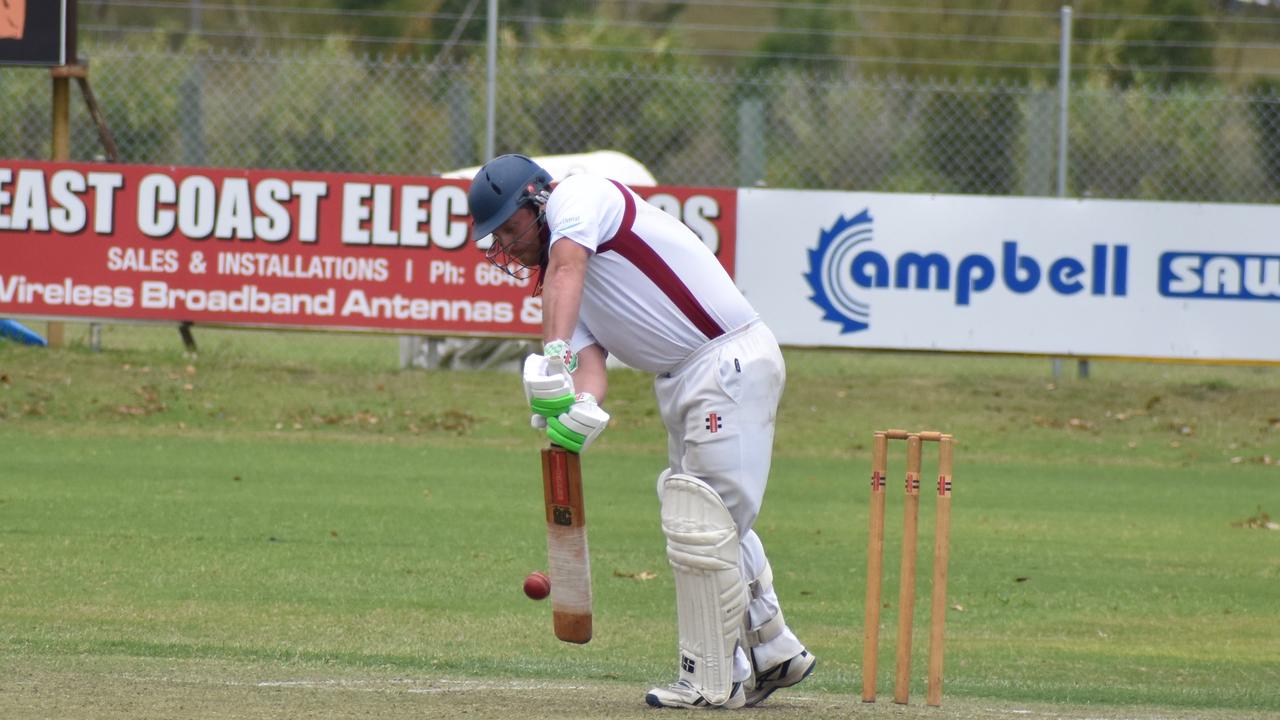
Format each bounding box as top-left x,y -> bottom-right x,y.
485,240 -> 538,281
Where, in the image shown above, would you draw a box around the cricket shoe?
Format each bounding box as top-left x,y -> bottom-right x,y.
744,649 -> 816,707
644,679 -> 745,709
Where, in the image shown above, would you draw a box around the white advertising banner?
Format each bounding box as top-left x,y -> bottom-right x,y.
736,189 -> 1280,364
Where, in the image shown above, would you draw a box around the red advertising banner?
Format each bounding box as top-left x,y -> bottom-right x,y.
0,160 -> 738,337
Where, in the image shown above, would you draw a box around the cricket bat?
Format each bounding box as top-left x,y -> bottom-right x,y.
541,446 -> 593,644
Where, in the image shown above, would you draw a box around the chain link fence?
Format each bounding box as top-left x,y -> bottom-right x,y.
4,43 -> 1280,203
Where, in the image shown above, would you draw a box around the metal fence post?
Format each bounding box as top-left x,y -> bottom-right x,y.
1052,5 -> 1089,379
738,96 -> 765,187
181,0 -> 206,166
449,75 -> 474,171
180,64 -> 206,166
48,70 -> 71,347
1056,5 -> 1071,202
484,0 -> 497,162
1022,89 -> 1055,197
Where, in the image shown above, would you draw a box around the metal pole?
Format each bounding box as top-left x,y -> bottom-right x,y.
1056,5 -> 1071,198
1051,5 -> 1073,380
47,71 -> 71,348
52,78 -> 71,161
738,97 -> 765,187
1057,6 -> 1089,378
484,0 -> 497,161
182,0 -> 207,166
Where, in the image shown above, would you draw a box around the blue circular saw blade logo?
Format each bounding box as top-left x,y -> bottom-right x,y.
805,209 -> 874,334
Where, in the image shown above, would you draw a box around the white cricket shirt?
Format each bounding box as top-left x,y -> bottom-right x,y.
546,174 -> 757,374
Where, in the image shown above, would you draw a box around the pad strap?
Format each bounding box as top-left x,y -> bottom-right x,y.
745,610 -> 786,647
748,562 -> 774,601
744,560 -> 783,647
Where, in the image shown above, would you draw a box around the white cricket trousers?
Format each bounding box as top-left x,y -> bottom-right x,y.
654,319 -> 805,671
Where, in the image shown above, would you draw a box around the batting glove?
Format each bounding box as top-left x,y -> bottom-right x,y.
547,392 -> 610,454
543,339 -> 578,374
523,352 -> 575,420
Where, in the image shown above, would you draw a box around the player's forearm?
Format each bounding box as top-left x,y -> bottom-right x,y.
542,277 -> 582,345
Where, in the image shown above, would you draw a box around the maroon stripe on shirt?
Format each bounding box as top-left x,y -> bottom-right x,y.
596,180 -> 725,341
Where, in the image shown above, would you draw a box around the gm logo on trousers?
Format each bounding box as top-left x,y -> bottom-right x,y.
805,209 -> 1130,334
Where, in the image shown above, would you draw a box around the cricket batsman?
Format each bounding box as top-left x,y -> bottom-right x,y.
469,154 -> 815,709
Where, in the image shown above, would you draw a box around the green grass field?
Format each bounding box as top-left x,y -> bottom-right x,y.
2,323 -> 1278,719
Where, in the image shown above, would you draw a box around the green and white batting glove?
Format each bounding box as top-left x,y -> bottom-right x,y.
547,392 -> 610,454
543,339 -> 578,374
522,351 -> 575,420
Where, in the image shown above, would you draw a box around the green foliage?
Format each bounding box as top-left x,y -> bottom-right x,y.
73,0 -> 1275,88
0,68 -> 52,158
492,23 -> 721,179
87,37 -> 191,162
1107,0 -> 1218,90
1069,78 -> 1270,202
755,72 -> 873,190
1247,79 -> 1280,193
4,27 -> 1278,202
218,41 -> 424,172
759,74 -> 1029,195
748,0 -> 845,75
921,85 -> 1023,194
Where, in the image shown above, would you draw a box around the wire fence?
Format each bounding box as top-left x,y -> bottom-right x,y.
5,42 -> 1280,203
73,0 -> 1280,81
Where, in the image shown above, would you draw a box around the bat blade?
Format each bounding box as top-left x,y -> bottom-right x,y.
541,446 -> 592,644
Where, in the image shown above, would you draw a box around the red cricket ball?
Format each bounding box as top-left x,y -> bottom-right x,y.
523,571 -> 551,601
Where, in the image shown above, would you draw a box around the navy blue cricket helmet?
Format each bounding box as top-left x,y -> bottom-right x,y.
468,154 -> 552,239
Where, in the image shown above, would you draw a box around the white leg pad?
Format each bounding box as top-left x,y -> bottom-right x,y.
661,473 -> 748,706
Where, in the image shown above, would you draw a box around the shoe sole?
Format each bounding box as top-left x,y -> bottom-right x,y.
744,656 -> 817,707
645,682 -> 744,709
